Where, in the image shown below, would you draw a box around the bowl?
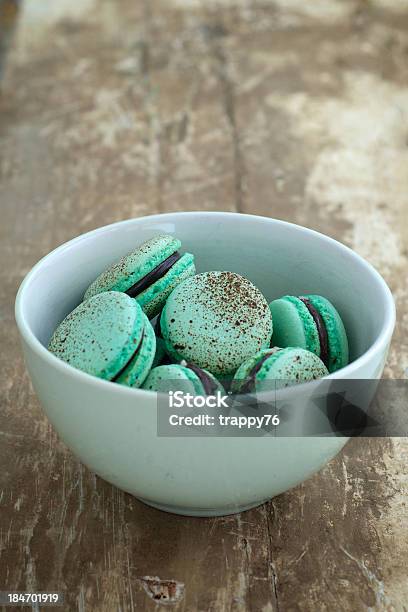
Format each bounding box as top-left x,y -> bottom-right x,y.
15,212 -> 395,516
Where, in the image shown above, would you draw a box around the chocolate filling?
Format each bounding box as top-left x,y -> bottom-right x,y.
239,350 -> 278,394
125,251 -> 181,299
299,297 -> 329,368
112,331 -> 144,382
186,362 -> 218,396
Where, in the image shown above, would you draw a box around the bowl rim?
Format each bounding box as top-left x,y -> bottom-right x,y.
15,211 -> 396,398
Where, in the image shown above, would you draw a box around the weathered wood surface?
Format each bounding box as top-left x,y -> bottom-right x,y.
1,0 -> 407,610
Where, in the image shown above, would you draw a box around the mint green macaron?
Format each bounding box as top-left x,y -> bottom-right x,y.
142,362 -> 226,395
84,234 -> 196,318
160,271 -> 273,377
269,295 -> 349,373
231,347 -> 329,394
48,291 -> 156,387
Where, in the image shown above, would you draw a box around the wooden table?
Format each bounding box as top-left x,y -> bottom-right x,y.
1,1 -> 407,609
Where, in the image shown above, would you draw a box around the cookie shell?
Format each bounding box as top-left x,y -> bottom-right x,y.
161,271 -> 272,376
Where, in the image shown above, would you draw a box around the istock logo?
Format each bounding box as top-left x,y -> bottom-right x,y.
169,390 -> 229,409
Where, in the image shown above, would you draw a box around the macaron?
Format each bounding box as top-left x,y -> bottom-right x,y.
142,362 -> 226,395
231,347 -> 329,394
48,291 -> 156,387
160,271 -> 273,377
269,295 -> 349,373
83,234 -> 196,318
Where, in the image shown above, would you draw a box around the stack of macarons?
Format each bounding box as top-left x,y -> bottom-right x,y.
48,233 -> 349,394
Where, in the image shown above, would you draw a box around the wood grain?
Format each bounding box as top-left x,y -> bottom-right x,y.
1,0 -> 407,610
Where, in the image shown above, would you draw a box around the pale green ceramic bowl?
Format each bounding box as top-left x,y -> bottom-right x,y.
15,213 -> 395,516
